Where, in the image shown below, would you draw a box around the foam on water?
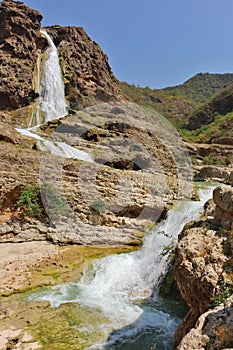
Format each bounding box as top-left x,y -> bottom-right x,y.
29,184 -> 216,349
16,128 -> 93,162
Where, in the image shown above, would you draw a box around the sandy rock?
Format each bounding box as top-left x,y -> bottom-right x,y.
177,295 -> 233,350
195,165 -> 230,182
213,186 -> 233,230
0,0 -> 44,111
173,185 -> 233,349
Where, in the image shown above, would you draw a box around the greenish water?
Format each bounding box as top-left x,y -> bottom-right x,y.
27,183 -> 216,350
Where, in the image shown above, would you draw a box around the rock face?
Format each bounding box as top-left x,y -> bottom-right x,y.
213,186 -> 233,230
0,0 -> 44,110
0,0 -> 125,115
173,185 -> 233,349
45,26 -> 125,109
177,295 -> 233,350
0,103 -> 186,246
194,165 -> 231,183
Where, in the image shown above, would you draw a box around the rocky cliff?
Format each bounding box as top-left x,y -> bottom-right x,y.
45,26 -> 125,109
173,185 -> 233,349
0,0 -> 44,110
0,0 -> 125,116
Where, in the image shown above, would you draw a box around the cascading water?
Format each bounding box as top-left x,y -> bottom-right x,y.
29,30 -> 68,127
16,31 -> 93,162
29,183 -> 216,350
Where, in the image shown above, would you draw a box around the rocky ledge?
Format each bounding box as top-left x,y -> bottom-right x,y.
0,103 -> 189,246
173,185 -> 233,349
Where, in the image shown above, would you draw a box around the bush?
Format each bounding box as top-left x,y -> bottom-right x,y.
211,282 -> 232,307
16,184 -> 42,217
90,199 -> 106,213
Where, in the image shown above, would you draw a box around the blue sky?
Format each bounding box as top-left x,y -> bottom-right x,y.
17,0 -> 233,88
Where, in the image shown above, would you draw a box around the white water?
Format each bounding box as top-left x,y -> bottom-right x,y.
16,31 -> 93,162
29,183 -> 216,349
29,30 -> 68,127
16,128 -> 93,162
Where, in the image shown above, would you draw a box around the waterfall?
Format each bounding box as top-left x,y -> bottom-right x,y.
29,30 -> 68,127
29,183 -> 216,349
16,30 -> 93,161
16,128 -> 93,162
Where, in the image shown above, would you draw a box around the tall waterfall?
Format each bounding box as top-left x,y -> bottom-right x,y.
29,30 -> 68,127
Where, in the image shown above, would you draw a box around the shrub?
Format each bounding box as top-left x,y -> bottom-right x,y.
16,184 -> 42,217
211,282 -> 232,307
90,199 -> 106,213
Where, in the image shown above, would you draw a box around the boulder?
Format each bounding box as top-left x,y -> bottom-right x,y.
213,186 -> 233,230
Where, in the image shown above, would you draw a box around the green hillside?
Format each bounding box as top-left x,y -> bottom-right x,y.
164,72 -> 233,104
120,73 -> 233,144
183,82 -> 233,144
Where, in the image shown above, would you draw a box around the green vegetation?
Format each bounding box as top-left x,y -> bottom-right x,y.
16,184 -> 42,217
180,112 -> 233,143
90,198 -> 106,213
205,338 -> 214,350
211,282 -> 232,307
15,183 -> 71,219
120,73 -> 233,128
33,303 -> 109,350
120,73 -> 233,143
164,72 -> 233,104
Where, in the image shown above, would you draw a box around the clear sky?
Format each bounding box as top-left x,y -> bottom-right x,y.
14,0 -> 233,88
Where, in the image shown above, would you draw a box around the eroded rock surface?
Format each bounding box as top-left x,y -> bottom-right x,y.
0,103 -> 189,245
0,0 -> 44,110
174,185 -> 233,349
213,186 -> 233,230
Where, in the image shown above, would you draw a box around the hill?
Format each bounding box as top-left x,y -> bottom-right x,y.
183,82 -> 233,144
164,72 -> 233,104
120,73 -> 233,128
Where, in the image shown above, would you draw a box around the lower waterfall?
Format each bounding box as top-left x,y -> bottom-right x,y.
28,183 -> 216,350
16,128 -> 93,162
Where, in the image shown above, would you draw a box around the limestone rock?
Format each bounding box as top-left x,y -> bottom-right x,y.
213,186 -> 233,230
194,165 -> 230,182
173,185 -> 233,349
177,295 -> 233,350
0,0 -> 44,110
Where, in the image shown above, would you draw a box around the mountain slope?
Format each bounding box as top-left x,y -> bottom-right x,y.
183,82 -> 233,144
164,72 -> 233,104
120,73 -> 233,128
